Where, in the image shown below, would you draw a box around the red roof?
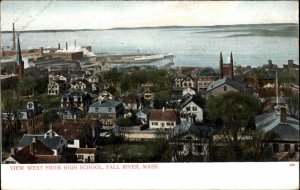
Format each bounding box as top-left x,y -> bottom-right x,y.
149,109 -> 177,121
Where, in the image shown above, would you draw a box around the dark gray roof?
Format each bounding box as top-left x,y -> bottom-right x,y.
206,77 -> 246,93
255,110 -> 299,141
25,67 -> 47,80
91,100 -> 122,108
18,134 -> 64,150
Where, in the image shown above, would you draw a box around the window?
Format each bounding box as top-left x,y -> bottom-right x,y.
166,122 -> 171,126
77,155 -> 84,160
68,139 -> 74,144
273,144 -> 279,153
284,144 -> 290,152
186,107 -> 191,111
192,107 -> 197,111
223,85 -> 227,91
95,107 -> 99,113
295,145 -> 299,151
152,122 -> 158,125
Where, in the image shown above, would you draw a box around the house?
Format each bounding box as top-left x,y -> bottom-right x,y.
48,80 -> 66,95
174,74 -> 197,89
55,107 -> 83,121
180,96 -> 203,122
149,108 -> 177,129
121,94 -> 141,110
61,91 -> 93,113
255,106 -> 299,160
2,138 -> 66,164
75,148 -> 96,163
182,86 -> 196,97
88,100 -> 124,128
138,88 -> 154,101
196,76 -> 218,92
70,80 -> 90,91
2,101 -> 44,134
98,90 -> 114,101
169,122 -> 214,161
136,109 -> 150,125
17,130 -> 68,155
206,77 -> 246,96
87,74 -> 99,83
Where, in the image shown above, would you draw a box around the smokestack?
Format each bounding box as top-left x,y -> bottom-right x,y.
280,107 -> 287,123
40,47 -> 44,56
66,42 -> 68,51
74,40 -> 76,48
12,23 -> 16,50
230,52 -> 233,78
58,43 -> 61,50
219,52 -> 223,79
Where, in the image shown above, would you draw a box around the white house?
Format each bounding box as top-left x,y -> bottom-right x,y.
136,109 -> 150,125
149,108 -> 177,129
180,96 -> 203,122
75,148 -> 96,163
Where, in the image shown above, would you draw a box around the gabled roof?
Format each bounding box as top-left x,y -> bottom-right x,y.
206,77 -> 246,93
149,109 -> 177,121
90,100 -> 122,108
136,109 -> 151,116
180,96 -> 199,109
18,134 -> 65,150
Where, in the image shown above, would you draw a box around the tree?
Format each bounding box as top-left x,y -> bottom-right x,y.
1,90 -> 22,150
242,130 -> 278,161
19,75 -> 37,96
207,92 -> 261,160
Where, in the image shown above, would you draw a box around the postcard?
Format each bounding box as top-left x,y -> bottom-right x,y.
1,1 -> 299,190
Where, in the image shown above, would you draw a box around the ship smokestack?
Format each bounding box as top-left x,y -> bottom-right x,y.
66,42 -> 68,51
74,40 -> 76,48
58,43 -> 61,50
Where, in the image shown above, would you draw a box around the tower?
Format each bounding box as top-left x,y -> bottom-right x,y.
219,52 -> 223,79
15,35 -> 24,80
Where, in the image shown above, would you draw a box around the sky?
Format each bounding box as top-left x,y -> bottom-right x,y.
1,1 -> 298,31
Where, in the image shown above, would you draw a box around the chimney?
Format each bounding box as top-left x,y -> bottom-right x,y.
11,147 -> 17,154
66,42 -> 68,51
58,43 -> 61,50
162,107 -> 165,112
30,137 -> 36,155
280,107 -> 287,123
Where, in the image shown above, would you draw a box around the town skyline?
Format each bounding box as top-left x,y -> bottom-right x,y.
1,1 -> 298,31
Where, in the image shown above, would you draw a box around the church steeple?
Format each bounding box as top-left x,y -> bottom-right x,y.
15,34 -> 24,80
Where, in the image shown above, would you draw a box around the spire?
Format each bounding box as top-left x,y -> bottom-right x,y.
12,23 -> 16,50
219,52 -> 223,79
16,34 -> 23,65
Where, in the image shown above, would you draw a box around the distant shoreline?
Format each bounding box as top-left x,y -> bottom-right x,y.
1,23 -> 297,33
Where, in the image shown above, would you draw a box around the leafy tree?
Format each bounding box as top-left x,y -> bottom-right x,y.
242,130 -> 278,161
1,90 -> 22,150
19,75 -> 37,96
207,92 -> 261,160
43,109 -> 61,130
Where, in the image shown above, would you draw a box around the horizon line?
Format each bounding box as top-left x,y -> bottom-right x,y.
1,22 -> 298,33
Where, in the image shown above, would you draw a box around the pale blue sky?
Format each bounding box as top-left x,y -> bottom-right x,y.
1,1 -> 298,31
